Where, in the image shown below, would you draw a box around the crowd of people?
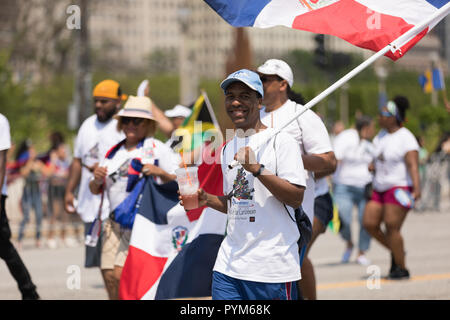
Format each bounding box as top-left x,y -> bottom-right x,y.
1,58 -> 450,300
5,132 -> 83,250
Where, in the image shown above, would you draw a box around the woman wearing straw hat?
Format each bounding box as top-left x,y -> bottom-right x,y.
89,96 -> 180,299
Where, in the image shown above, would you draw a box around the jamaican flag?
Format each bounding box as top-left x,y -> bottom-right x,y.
172,91 -> 220,153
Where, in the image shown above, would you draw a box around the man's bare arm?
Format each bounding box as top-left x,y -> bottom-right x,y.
302,151 -> 337,175
64,158 -> 82,213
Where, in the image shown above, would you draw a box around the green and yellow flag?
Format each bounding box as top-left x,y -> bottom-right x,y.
328,202 -> 341,234
172,91 -> 220,153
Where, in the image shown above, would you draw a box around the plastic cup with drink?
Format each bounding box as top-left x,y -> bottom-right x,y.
175,167 -> 200,210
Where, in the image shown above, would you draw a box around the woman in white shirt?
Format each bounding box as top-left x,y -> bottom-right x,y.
362,96 -> 420,280
332,116 -> 375,266
89,96 -> 180,299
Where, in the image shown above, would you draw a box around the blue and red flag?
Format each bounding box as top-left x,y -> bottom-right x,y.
204,0 -> 449,60
119,157 -> 227,300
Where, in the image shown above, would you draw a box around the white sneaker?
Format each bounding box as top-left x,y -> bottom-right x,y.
47,238 -> 58,249
341,248 -> 353,263
64,237 -> 78,248
356,254 -> 371,266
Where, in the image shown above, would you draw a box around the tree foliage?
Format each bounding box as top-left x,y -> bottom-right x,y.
2,48 -> 450,154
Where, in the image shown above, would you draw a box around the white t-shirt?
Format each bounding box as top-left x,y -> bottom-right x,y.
103,137 -> 180,212
0,114 -> 11,196
73,115 -> 125,222
260,100 -> 333,223
332,129 -> 375,188
214,129 -> 306,283
314,177 -> 329,197
372,127 -> 419,192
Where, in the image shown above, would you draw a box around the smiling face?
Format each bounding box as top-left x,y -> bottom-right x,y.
118,117 -> 155,144
224,82 -> 262,131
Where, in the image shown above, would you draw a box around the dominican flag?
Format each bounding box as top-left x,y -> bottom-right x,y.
204,0 -> 449,60
119,159 -> 227,300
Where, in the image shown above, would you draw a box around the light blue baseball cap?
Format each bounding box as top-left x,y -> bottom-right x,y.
220,69 -> 264,98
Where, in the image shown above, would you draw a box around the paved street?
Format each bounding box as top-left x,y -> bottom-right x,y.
1,197 -> 449,300
310,202 -> 450,300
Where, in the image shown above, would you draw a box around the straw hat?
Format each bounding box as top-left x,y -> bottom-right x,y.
114,96 -> 155,120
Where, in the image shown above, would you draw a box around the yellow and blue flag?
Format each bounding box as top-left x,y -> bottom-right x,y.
419,68 -> 445,93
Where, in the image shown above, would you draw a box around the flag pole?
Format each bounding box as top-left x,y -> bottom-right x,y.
201,89 -> 222,133
228,3 -> 450,169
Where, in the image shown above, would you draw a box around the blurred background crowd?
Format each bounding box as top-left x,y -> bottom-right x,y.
1,0 -> 450,248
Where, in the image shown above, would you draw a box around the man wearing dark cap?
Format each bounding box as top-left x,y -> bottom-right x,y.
181,69 -> 307,300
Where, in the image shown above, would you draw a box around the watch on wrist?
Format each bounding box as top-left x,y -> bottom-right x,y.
252,164 -> 265,177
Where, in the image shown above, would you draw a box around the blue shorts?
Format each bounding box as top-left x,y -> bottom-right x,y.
212,271 -> 298,300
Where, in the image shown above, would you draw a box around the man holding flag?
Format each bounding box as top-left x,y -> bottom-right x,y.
182,69 -> 307,300
202,0 -> 450,300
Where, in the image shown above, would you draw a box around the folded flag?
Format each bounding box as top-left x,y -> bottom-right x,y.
119,162 -> 227,300
204,0 -> 449,60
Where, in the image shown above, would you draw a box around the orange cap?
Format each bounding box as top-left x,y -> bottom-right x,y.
92,79 -> 127,100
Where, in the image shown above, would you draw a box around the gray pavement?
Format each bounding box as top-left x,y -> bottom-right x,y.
1,195 -> 449,300
310,201 -> 450,300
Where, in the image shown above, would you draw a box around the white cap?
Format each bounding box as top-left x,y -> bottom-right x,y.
257,59 -> 294,88
164,104 -> 192,118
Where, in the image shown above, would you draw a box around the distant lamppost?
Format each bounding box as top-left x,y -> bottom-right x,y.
430,52 -> 440,106
73,0 -> 92,127
375,63 -> 388,108
177,3 -> 197,105
339,82 -> 349,126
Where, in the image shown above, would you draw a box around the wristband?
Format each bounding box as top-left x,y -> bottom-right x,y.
252,164 -> 265,178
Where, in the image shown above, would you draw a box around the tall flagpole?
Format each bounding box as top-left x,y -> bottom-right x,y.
228,3 -> 450,168
201,89 -> 222,133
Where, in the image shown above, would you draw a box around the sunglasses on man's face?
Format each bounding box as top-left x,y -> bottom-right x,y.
260,75 -> 283,83
121,117 -> 145,125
